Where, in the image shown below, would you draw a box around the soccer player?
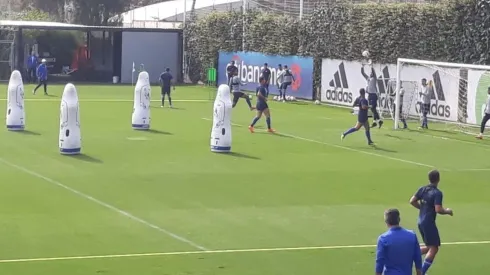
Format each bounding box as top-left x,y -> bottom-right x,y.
341,88 -> 374,145
261,63 -> 271,95
226,60 -> 237,87
26,51 -> 37,83
410,169 -> 453,275
33,59 -> 48,95
248,76 -> 275,133
230,68 -> 254,110
361,66 -> 383,128
390,81 -> 408,129
159,68 -> 174,108
280,65 -> 295,102
276,64 -> 284,99
376,209 -> 422,275
476,86 -> 490,139
419,78 -> 430,129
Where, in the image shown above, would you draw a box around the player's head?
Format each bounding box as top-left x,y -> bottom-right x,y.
278,64 -> 282,69
428,169 -> 440,186
421,78 -> 427,86
259,76 -> 266,85
284,65 -> 288,70
264,63 -> 268,69
230,60 -> 235,65
384,208 -> 401,227
165,67 -> 170,72
41,59 -> 46,64
359,88 -> 366,98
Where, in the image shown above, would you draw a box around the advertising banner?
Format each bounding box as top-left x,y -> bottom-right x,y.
218,51 -> 314,99
467,70 -> 490,125
320,59 -> 460,122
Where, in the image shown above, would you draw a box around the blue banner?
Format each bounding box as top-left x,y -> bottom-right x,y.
218,51 -> 314,100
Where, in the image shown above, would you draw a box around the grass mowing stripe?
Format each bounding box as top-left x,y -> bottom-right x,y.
201,118 -> 437,169
1,240 -> 489,264
0,158 -> 208,251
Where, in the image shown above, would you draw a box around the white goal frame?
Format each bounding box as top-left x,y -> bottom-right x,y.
394,58 -> 490,129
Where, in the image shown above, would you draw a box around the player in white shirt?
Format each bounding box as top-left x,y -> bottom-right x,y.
389,81 -> 408,129
276,64 -> 284,100
476,87 -> 490,139
419,78 -> 431,129
230,68 -> 254,111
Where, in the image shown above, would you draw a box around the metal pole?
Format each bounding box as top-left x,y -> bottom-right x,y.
299,0 -> 304,19
242,0 -> 246,51
182,0 -> 187,82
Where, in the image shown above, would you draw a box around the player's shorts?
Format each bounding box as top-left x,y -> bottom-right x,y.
422,103 -> 430,114
418,223 -> 441,247
358,118 -> 369,129
281,82 -> 292,90
368,93 -> 378,108
233,92 -> 245,104
161,86 -> 171,95
256,101 -> 269,111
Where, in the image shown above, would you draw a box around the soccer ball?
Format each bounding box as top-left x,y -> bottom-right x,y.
290,96 -> 296,101
248,94 -> 253,100
314,100 -> 320,105
362,50 -> 370,58
273,96 -> 278,101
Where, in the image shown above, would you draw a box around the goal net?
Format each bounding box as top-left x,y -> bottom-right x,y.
394,58 -> 490,136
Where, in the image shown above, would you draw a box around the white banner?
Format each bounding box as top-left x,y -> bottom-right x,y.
320,59 -> 460,122
467,70 -> 490,125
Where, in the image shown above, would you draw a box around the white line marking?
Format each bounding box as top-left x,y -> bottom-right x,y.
0,99 -> 209,102
1,240 -> 489,264
126,137 -> 149,141
455,168 -> 490,171
202,118 -> 435,169
0,158 -> 207,251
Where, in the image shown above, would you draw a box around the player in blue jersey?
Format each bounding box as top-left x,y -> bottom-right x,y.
341,88 -> 374,145
248,76 -> 275,133
410,170 -> 453,275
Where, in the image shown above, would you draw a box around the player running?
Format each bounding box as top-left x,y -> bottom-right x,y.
410,170 -> 453,275
341,88 -> 374,145
476,86 -> 490,139
230,68 -> 254,110
249,76 -> 275,133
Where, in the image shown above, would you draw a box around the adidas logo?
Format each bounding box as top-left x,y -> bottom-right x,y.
326,62 -> 353,103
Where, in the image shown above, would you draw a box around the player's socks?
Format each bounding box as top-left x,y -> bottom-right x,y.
245,97 -> 252,108
343,127 -> 357,136
266,117 -> 271,129
401,119 -> 407,128
250,117 -> 260,127
422,259 -> 433,275
168,97 -> 172,107
365,130 -> 373,144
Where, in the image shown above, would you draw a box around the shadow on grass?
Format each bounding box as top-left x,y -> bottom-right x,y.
384,134 -> 413,141
11,130 -> 41,136
147,129 -> 172,135
216,152 -> 261,160
65,154 -> 103,163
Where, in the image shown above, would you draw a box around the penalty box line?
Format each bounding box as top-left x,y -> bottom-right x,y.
1,240 -> 490,264
201,118 -> 436,170
0,158 -> 207,251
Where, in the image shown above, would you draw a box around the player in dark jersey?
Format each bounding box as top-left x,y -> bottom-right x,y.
226,61 -> 237,87
159,68 -> 174,108
261,63 -> 271,96
410,170 -> 453,275
341,88 -> 374,145
230,68 -> 254,110
249,76 -> 275,133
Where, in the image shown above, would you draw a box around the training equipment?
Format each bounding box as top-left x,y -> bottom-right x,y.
6,70 -> 25,131
210,84 -> 232,153
132,71 -> 151,130
59,83 -> 81,155
394,58 -> 490,135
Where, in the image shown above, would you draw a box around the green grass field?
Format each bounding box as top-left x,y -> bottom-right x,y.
0,84 -> 489,274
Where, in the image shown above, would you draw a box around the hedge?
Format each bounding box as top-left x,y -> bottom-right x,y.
184,0 -> 489,90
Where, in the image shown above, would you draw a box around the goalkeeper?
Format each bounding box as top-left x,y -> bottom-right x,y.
361,66 -> 383,128
389,81 -> 408,129
476,87 -> 490,139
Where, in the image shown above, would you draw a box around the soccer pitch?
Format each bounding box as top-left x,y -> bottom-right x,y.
0,84 -> 489,274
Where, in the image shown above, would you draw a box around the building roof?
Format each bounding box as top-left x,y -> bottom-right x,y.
122,0 -> 242,24
0,20 -> 181,32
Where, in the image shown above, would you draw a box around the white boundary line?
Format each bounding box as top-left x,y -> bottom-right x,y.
202,118 -> 436,169
0,99 -> 210,102
1,240 -> 489,264
0,158 -> 207,251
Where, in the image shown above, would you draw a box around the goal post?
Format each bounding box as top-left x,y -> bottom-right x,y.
394,58 -> 490,133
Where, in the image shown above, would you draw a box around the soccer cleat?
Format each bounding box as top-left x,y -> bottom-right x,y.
250,107 -> 256,111
32,90 -> 35,95
368,141 -> 375,146
267,128 -> 276,133
378,120 -> 384,128
170,105 -> 173,108
476,135 -> 483,140
371,122 -> 378,128
161,105 -> 164,108
341,134 -> 345,141
248,126 -> 255,133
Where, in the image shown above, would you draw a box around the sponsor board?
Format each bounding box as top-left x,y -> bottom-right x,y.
321,59 -> 460,122
218,51 -> 314,99
467,70 -> 490,125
